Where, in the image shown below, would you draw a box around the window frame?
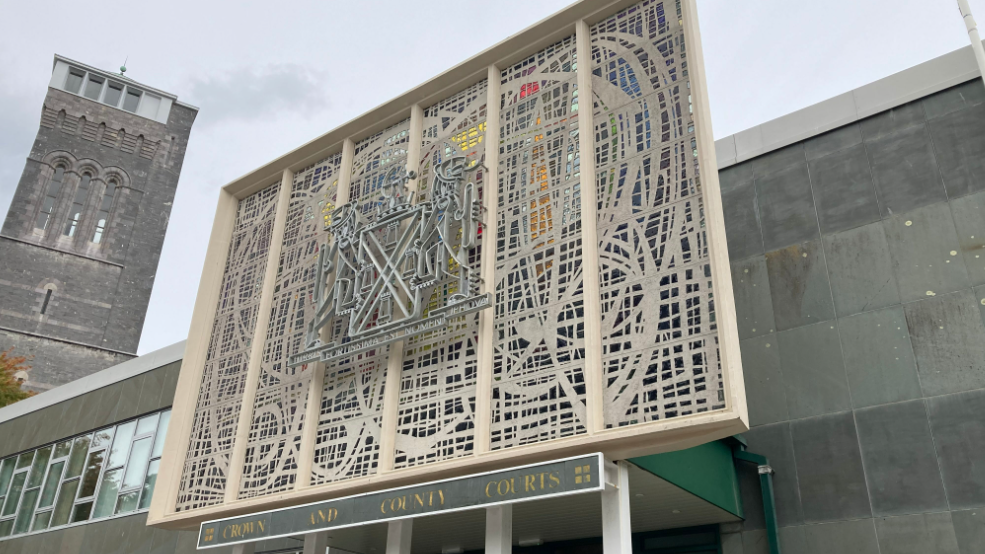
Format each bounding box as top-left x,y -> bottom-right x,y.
0,408 -> 171,541
61,66 -> 147,114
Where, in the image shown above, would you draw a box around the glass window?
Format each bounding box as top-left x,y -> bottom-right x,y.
35,166 -> 65,231
136,413 -> 159,436
27,447 -> 51,488
0,408 -> 170,539
104,82 -> 124,107
49,480 -> 78,528
137,459 -> 159,511
38,461 -> 64,509
123,89 -> 141,112
108,421 -> 136,469
91,468 -> 120,518
64,173 -> 92,237
92,180 -> 117,244
83,75 -> 103,100
65,435 -> 91,479
31,510 -> 51,532
0,458 -> 14,496
12,488 -> 38,534
1,473 -> 26,516
78,450 -> 104,499
65,69 -> 85,94
152,411 -> 170,458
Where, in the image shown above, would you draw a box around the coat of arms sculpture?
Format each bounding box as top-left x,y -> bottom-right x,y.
288,156 -> 490,367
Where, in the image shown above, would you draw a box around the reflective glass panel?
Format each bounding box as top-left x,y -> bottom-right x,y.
27,446 -> 51,488
78,450 -> 104,498
13,488 -> 39,534
70,501 -> 91,523
138,459 -> 159,510
136,413 -> 159,436
16,452 -> 34,470
31,510 -> 52,532
92,428 -> 114,448
65,435 -> 91,478
0,519 -> 12,537
54,440 -> 72,459
1,472 -> 26,516
108,421 -> 136,468
122,437 -> 152,490
50,479 -> 79,527
152,411 -> 170,458
92,468 -> 121,518
115,490 -> 139,514
0,457 -> 14,494
38,461 -> 64,509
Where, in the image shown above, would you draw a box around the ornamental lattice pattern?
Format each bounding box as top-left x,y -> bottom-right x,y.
591,0 -> 724,427
490,36 -> 589,449
238,154 -> 343,499
391,82 -> 489,468
176,182 -> 280,511
307,122 -> 413,484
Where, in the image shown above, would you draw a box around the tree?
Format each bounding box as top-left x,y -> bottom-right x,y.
0,347 -> 35,407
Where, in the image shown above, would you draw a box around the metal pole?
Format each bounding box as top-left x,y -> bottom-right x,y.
958,0 -> 985,88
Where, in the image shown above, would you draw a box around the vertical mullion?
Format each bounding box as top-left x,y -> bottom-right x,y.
474,63 -> 501,454
575,19 -> 605,434
225,168 -> 295,503
378,105 -> 425,473
296,139 -> 355,489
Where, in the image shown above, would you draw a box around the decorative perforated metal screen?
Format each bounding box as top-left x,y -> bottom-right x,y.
168,0 -> 742,521
176,182 -> 280,512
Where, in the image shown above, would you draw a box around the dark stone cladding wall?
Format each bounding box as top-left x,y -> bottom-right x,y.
719,78 -> 985,554
0,86 -> 196,390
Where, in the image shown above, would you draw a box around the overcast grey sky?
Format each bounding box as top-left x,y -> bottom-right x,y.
0,0 -> 981,354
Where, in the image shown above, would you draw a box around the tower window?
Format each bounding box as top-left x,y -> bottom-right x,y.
104,82 -> 124,107
36,165 -> 66,231
92,179 -> 117,244
65,69 -> 85,94
40,290 -> 53,315
84,75 -> 104,101
64,172 -> 92,237
123,90 -> 141,112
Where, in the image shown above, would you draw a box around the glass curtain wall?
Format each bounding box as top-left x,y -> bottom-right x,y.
0,409 -> 170,539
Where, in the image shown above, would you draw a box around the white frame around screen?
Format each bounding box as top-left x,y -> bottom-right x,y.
151,0 -> 748,531
0,408 -> 171,541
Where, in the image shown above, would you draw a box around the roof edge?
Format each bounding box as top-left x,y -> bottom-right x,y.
0,340 -> 186,425
714,43 -> 984,169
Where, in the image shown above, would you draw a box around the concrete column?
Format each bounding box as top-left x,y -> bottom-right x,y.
232,542 -> 257,554
485,505 -> 512,554
386,519 -> 413,554
474,63 -> 501,454
575,18 -> 605,434
303,531 -> 330,554
601,461 -> 631,554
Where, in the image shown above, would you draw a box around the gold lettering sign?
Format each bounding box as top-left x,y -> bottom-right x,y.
220,519 -> 266,540
485,471 -> 561,498
380,489 -> 445,514
309,508 -> 339,526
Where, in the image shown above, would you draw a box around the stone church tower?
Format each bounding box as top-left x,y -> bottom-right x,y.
0,55 -> 197,391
